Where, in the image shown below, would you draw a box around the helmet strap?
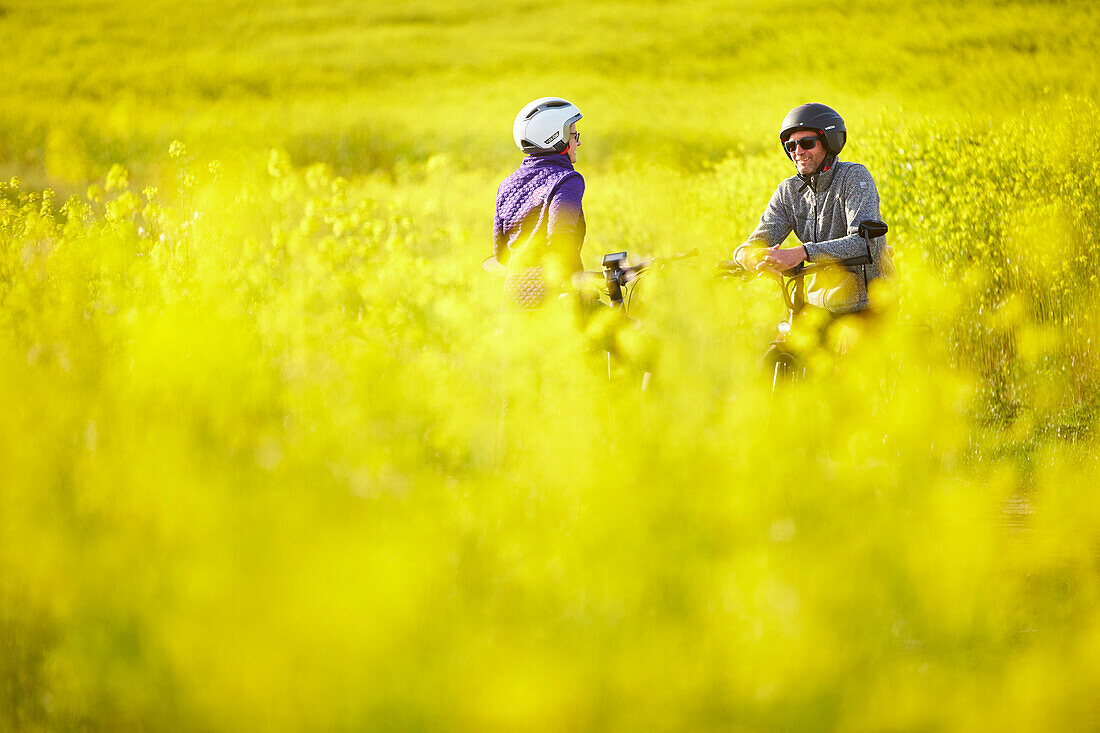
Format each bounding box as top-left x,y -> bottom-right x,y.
797,153 -> 837,192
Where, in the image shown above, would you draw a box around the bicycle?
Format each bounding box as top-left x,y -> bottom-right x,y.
484,246 -> 698,305
522,247 -> 692,387
716,220 -> 888,392
590,247 -> 699,314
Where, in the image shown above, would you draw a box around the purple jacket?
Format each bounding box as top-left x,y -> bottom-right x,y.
493,154 -> 585,276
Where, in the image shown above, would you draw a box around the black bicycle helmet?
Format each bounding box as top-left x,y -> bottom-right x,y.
780,103 -> 846,159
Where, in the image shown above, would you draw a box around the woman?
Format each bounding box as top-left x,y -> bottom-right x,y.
490,97 -> 585,308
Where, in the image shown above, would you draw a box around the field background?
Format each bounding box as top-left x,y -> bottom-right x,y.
2,0 -> 1100,730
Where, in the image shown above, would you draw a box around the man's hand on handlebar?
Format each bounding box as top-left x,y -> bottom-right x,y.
718,246 -> 806,279
761,244 -> 806,275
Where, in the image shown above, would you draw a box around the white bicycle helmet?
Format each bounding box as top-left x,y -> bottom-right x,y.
512,97 -> 582,155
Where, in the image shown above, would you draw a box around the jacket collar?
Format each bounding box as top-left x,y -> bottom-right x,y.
797,154 -> 839,193
523,153 -> 575,172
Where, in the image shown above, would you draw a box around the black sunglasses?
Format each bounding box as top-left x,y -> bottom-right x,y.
784,136 -> 819,153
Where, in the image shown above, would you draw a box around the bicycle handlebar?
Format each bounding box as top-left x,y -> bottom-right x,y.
595,247 -> 698,309
717,218 -> 889,315
608,247 -> 699,277
717,248 -> 871,277
716,219 -> 887,279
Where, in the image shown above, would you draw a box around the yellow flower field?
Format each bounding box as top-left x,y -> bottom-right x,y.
1,0 -> 1099,729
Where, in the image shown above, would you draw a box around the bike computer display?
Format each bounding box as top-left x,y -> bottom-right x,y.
602,252 -> 628,269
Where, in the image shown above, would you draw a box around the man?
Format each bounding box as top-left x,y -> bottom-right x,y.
731,103 -> 891,315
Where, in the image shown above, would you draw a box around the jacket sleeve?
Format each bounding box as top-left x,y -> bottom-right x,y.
804,165 -> 882,263
733,183 -> 793,262
547,173 -> 585,276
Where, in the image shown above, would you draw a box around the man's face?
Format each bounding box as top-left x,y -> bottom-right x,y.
787,130 -> 826,176
566,123 -> 580,164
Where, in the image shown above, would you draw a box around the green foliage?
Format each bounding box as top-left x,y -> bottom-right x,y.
2,1 -> 1099,731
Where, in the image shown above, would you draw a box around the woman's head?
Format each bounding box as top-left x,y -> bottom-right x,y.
513,97 -> 582,156
565,123 -> 580,164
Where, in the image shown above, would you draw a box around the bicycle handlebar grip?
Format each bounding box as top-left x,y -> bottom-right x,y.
838,253 -> 872,267
715,260 -> 748,278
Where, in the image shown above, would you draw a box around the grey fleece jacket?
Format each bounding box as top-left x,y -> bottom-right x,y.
734,159 -> 889,314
